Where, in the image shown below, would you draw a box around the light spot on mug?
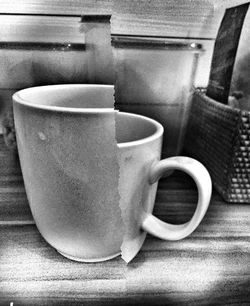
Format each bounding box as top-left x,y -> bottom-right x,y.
38,132 -> 47,141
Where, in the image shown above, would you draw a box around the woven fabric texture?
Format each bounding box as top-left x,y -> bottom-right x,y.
185,90 -> 250,203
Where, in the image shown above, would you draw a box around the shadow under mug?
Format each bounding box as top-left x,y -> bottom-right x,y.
13,84 -> 212,262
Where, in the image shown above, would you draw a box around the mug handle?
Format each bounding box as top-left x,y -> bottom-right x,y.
141,156 -> 212,240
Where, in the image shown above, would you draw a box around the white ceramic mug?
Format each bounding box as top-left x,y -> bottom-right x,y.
13,84 -> 212,262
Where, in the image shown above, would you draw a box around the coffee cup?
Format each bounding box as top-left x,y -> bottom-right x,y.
13,84 -> 211,262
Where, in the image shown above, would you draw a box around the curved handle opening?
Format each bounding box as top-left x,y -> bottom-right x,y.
141,156 -> 212,241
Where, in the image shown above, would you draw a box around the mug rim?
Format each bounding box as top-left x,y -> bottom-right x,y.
13,84 -> 163,148
12,84 -> 116,114
116,112 -> 163,148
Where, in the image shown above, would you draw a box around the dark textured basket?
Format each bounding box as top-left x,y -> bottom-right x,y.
185,89 -> 250,203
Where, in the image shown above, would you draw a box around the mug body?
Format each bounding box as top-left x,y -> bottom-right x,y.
117,112 -> 162,254
13,84 -> 163,262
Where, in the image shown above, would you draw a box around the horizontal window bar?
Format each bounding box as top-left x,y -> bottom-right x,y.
81,15 -> 111,23
0,41 -> 85,51
111,33 -> 214,41
0,34 -> 204,51
111,35 -> 203,51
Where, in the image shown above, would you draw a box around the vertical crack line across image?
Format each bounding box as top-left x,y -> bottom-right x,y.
112,35 -> 147,265
81,14 -> 147,263
117,141 -> 149,263
109,17 -> 147,264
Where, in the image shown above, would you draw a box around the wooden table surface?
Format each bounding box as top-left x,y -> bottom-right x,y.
0,137 -> 249,305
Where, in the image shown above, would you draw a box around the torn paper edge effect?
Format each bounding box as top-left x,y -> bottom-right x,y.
116,145 -> 148,264
111,25 -> 147,264
111,21 -> 129,263
82,14 -> 146,263
108,16 -> 131,263
83,14 -> 115,85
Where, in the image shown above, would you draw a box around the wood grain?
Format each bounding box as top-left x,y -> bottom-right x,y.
0,0 -> 223,38
0,136 -> 249,304
0,15 -> 84,43
0,224 -> 249,305
0,209 -> 250,305
0,137 -> 32,224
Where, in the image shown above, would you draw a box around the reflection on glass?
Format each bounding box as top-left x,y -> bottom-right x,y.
113,36 -> 202,157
